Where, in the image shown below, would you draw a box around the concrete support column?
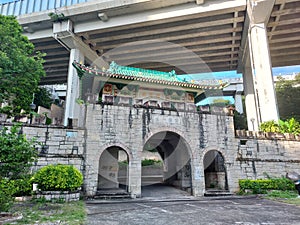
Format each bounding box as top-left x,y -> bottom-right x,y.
243,66 -> 259,131
234,83 -> 244,114
64,49 -> 84,126
248,23 -> 279,123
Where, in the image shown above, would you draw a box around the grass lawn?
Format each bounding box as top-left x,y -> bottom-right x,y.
265,190 -> 300,206
5,199 -> 86,225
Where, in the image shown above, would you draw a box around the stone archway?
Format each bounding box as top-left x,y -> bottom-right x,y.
203,150 -> 228,191
142,131 -> 192,196
97,146 -> 129,192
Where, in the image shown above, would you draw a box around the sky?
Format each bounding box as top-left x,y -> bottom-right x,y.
0,0 -> 14,3
183,65 -> 300,81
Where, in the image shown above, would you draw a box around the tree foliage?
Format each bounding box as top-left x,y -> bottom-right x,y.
276,74 -> 300,121
0,15 -> 45,114
34,87 -> 53,110
0,124 -> 38,179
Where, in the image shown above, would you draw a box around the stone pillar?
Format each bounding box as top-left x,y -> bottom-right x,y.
64,49 -> 84,126
248,22 -> 279,123
128,159 -> 142,198
243,66 -> 259,131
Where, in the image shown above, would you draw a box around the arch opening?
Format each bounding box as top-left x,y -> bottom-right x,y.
142,131 -> 192,196
203,150 -> 228,192
97,146 -> 129,193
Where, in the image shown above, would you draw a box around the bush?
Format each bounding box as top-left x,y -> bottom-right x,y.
239,177 -> 295,194
0,124 -> 38,179
259,118 -> 300,134
33,164 -> 83,192
0,178 -> 17,212
12,176 -> 33,197
141,159 -> 162,167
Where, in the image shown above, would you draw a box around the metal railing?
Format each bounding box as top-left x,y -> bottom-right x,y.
0,0 -> 92,16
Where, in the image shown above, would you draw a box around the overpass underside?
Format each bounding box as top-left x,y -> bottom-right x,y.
2,0 -> 300,129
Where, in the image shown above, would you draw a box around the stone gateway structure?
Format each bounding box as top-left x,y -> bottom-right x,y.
3,61 -> 299,199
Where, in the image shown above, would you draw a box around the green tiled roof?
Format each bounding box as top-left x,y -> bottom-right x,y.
108,61 -> 186,83
72,61 -> 228,90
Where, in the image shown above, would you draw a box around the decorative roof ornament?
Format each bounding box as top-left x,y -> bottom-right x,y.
72,61 -> 229,90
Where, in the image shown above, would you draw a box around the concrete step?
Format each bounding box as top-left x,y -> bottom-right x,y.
204,189 -> 233,197
95,188 -> 131,200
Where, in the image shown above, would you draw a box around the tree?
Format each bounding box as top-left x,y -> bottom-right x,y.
275,74 -> 300,121
34,87 -> 53,110
0,124 -> 38,179
0,15 -> 45,114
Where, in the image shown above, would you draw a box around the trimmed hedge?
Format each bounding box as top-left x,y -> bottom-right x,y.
239,178 -> 295,194
33,164 -> 83,192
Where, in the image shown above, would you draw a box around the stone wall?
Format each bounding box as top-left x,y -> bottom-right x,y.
2,105 -> 300,198
0,124 -> 85,173
235,136 -> 300,180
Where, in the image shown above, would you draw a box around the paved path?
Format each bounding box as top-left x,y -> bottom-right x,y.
85,185 -> 300,225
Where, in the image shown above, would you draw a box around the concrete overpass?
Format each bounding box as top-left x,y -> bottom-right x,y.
1,0 -> 300,130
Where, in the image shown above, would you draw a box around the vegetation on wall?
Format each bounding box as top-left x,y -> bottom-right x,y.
259,118 -> 300,134
0,15 -> 45,115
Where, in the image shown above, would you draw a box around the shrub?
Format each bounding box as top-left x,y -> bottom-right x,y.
259,120 -> 280,133
33,164 -> 83,192
12,176 -> 33,197
0,178 -> 17,212
141,159 -> 162,167
239,177 -> 295,194
259,118 -> 300,134
0,124 -> 38,179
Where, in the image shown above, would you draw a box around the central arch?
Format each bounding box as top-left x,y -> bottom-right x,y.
142,131 -> 192,197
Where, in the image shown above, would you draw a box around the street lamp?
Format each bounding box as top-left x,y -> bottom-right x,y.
29,103 -> 36,124
250,118 -> 255,131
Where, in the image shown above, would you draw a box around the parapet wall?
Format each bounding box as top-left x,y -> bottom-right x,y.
235,131 -> 300,180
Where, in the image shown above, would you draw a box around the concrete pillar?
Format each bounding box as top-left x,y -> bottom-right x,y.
243,66 -> 259,131
234,83 -> 244,114
64,49 -> 84,126
248,22 -> 279,123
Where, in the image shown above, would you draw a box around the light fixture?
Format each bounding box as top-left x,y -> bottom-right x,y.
23,26 -> 34,33
98,12 -> 108,22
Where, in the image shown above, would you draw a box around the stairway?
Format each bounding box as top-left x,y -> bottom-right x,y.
204,189 -> 233,197
94,188 -> 131,200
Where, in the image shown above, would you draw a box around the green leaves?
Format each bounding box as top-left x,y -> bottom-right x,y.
0,15 -> 46,114
276,74 -> 300,121
239,177 -> 295,194
0,124 -> 38,179
260,118 -> 300,134
33,164 -> 83,191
